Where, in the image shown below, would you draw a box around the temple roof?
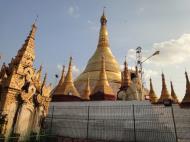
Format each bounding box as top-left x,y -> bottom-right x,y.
13,23 -> 37,70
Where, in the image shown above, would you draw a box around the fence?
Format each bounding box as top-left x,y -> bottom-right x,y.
43,102 -> 190,142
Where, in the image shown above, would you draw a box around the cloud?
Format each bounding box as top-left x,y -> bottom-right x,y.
120,63 -> 158,79
137,7 -> 145,15
87,20 -> 99,31
152,34 -> 190,65
67,5 -> 80,18
120,64 -> 135,71
57,64 -> 63,72
143,69 -> 158,80
127,34 -> 190,66
57,64 -> 80,79
127,49 -> 136,61
72,65 -> 80,78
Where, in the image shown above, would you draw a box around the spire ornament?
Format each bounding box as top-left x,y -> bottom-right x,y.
53,65 -> 66,95
58,57 -> 80,97
36,65 -> 42,81
100,7 -> 107,25
158,73 -> 172,103
148,78 -> 158,103
181,71 -> 190,106
121,58 -> 131,89
170,81 -> 179,103
59,65 -> 65,85
91,56 -> 115,100
82,74 -> 91,100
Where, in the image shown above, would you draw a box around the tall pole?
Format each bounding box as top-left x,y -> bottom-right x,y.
136,47 -> 160,100
171,105 -> 178,142
86,105 -> 90,140
50,106 -> 54,135
136,47 -> 143,100
132,105 -> 136,142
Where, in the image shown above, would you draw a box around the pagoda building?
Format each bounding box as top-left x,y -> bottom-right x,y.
148,78 -> 158,104
157,73 -> 172,104
0,23 -> 52,141
181,71 -> 190,106
74,10 -> 121,95
170,81 -> 179,104
52,57 -> 81,102
90,56 -> 116,100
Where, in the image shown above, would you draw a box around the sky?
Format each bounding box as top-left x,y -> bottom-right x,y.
1,0 -> 190,101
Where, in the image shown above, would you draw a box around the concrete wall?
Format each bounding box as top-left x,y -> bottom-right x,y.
45,101 -> 190,142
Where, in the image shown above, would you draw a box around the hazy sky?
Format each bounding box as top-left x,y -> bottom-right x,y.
1,0 -> 190,100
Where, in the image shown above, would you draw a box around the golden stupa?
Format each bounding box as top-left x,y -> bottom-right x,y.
157,73 -> 172,103
74,10 -> 121,95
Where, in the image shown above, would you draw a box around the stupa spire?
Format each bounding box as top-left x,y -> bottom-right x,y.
61,57 -> 80,97
65,57 -> 73,83
52,65 -> 66,96
36,65 -> 42,81
181,71 -> 190,105
58,65 -> 65,85
81,74 -> 91,100
98,7 -> 109,48
92,56 -> 114,95
135,66 -> 140,79
170,81 -> 179,103
42,73 -> 47,88
0,63 -> 7,79
100,7 -> 107,25
158,73 -> 172,103
27,23 -> 37,41
148,78 -> 158,103
121,58 -> 131,89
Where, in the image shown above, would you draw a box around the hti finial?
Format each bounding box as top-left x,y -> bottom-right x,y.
69,56 -> 73,68
100,7 -> 107,25
185,68 -> 187,74
103,6 -> 106,16
125,56 -> 127,62
62,65 -> 65,71
34,14 -> 39,25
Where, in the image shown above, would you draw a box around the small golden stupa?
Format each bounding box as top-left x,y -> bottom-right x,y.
148,78 -> 158,103
81,74 -> 91,100
52,57 -> 81,101
157,73 -> 172,103
170,81 -> 179,103
90,56 -> 115,100
181,71 -> 190,106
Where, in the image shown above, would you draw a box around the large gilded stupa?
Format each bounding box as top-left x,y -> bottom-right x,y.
74,10 -> 121,95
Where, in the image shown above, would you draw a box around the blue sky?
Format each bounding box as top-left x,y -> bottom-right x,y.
1,0 -> 190,100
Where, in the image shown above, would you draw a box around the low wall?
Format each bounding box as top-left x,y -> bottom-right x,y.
44,101 -> 190,142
